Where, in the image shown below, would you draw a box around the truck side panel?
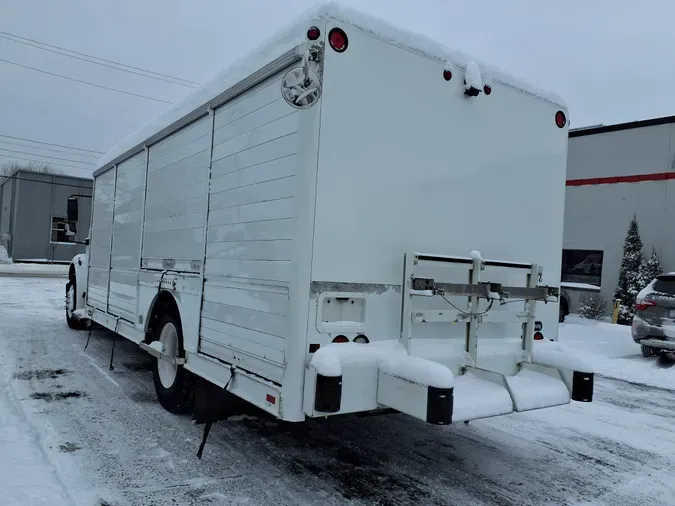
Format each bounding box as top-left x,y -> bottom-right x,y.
142,116 -> 212,272
87,168 -> 116,312
108,151 -> 146,322
198,69 -> 299,383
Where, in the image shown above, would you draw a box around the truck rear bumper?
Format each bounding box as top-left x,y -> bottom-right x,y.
304,340 -> 594,424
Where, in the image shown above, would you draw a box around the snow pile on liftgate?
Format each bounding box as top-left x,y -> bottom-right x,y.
96,2 -> 566,170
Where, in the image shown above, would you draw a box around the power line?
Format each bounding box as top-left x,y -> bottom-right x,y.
0,30 -> 198,85
0,140 -> 99,159
0,32 -> 198,88
0,58 -> 172,104
0,154 -> 93,171
0,148 -> 95,166
0,134 -> 103,154
0,173 -> 92,189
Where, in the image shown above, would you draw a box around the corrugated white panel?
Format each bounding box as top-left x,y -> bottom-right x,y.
199,67 -> 298,380
108,151 -> 145,321
143,115 -> 211,272
88,168 -> 116,311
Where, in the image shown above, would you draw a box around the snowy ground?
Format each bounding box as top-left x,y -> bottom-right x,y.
0,262 -> 68,277
2,278 -> 675,505
560,314 -> 674,390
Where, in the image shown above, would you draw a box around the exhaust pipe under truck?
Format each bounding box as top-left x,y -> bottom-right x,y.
63,3 -> 593,456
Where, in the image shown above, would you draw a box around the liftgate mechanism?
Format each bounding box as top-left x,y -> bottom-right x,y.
400,252 -> 560,367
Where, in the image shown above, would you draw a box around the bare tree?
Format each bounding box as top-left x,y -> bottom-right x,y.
0,161 -> 65,185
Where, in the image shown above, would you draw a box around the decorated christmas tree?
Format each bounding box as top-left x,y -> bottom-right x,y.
614,215 -> 644,324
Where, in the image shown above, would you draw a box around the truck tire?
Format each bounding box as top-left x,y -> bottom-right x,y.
66,276 -> 87,330
559,298 -> 568,323
151,312 -> 195,414
641,344 -> 660,358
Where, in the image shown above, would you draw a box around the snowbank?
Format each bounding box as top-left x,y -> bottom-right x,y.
0,245 -> 10,264
559,315 -> 675,390
0,263 -> 69,278
96,2 -> 565,170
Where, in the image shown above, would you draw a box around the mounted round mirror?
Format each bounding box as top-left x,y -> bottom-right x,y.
281,67 -> 321,110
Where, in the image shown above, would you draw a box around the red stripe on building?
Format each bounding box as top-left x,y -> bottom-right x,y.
566,171 -> 675,187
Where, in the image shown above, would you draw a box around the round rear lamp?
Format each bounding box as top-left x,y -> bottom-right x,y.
555,110 -> 567,128
353,335 -> 369,344
328,28 -> 348,53
483,84 -> 492,95
443,70 -> 453,81
307,26 -> 321,41
332,335 -> 349,343
533,332 -> 544,341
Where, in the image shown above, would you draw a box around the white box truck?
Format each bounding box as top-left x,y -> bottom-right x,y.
64,4 -> 594,449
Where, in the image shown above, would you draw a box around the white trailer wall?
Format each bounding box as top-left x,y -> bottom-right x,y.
142,116 -> 212,272
88,168 -> 116,312
108,151 -> 146,322
199,69 -> 298,383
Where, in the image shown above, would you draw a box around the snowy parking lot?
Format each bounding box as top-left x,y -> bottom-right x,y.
3,276 -> 675,506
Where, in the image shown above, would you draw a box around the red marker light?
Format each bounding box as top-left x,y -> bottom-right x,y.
307,26 -> 321,41
328,28 -> 348,53
483,84 -> 492,95
533,332 -> 544,341
443,70 -> 453,81
555,110 -> 567,128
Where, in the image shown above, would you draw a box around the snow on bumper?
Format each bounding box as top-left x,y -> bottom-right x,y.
304,339 -> 595,424
307,342 -> 455,424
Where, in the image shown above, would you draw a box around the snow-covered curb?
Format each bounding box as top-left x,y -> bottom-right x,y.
0,264 -> 69,278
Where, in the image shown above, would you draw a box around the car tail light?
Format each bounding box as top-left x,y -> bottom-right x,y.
483,84 -> 492,95
332,335 -> 349,343
635,300 -> 657,311
307,26 -> 321,40
555,110 -> 567,128
533,332 -> 544,341
328,28 -> 348,53
443,70 -> 453,81
353,335 -> 369,344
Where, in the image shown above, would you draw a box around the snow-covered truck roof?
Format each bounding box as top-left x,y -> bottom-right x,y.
95,2 -> 566,174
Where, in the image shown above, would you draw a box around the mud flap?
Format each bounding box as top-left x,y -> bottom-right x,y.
571,371 -> 594,402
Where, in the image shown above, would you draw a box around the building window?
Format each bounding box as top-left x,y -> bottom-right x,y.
561,249 -> 603,287
51,217 -> 73,243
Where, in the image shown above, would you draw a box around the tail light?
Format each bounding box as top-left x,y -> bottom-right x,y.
328,28 -> 348,53
555,110 -> 567,128
635,300 -> 656,311
307,26 -> 321,40
533,332 -> 544,341
332,335 -> 349,343
483,84 -> 492,95
443,70 -> 453,81
353,335 -> 369,344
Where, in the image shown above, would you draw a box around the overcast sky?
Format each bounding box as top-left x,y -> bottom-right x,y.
1,0 -> 674,178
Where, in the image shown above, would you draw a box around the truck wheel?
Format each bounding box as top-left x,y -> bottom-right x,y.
641,344 -> 659,358
559,298 -> 568,323
66,277 -> 87,330
151,312 -> 195,414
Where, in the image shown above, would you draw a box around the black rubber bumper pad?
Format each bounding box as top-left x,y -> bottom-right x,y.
315,374 -> 342,413
571,371 -> 594,402
426,386 -> 454,425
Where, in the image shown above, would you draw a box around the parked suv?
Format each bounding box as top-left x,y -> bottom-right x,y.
631,273 -> 675,357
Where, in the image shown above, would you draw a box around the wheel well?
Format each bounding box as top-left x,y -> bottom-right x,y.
146,291 -> 181,341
